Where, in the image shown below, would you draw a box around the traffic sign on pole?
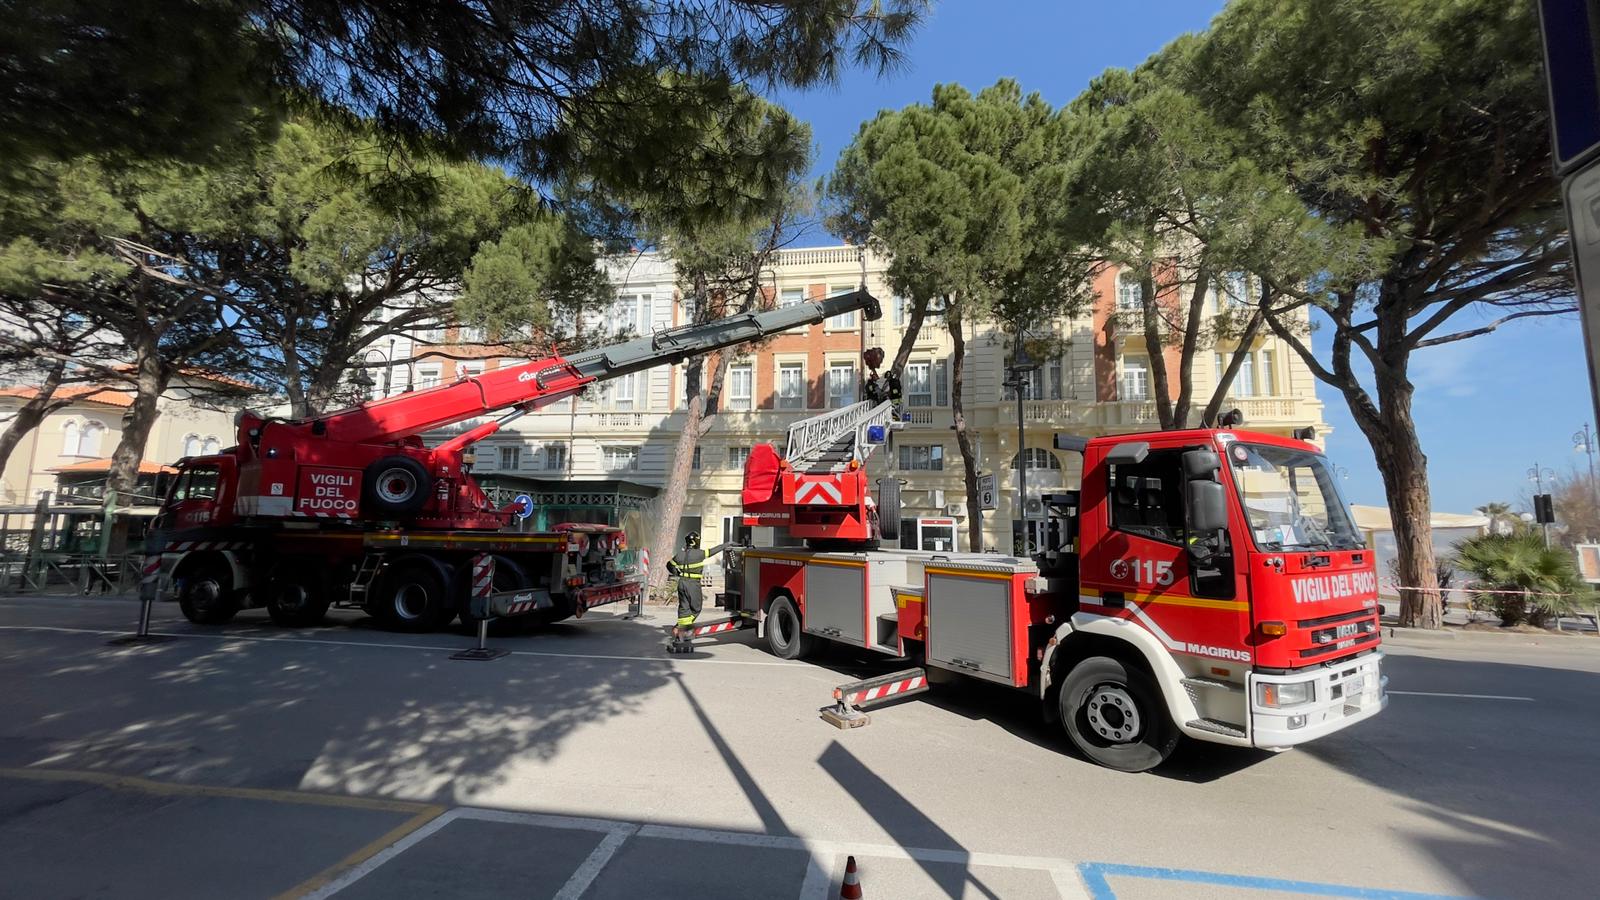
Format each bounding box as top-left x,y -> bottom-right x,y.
978,473 -> 997,511
513,493 -> 533,520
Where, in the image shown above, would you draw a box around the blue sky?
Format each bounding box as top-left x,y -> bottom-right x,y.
772,0 -> 1590,515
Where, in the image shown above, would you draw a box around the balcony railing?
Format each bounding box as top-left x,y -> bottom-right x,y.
774,247 -> 864,267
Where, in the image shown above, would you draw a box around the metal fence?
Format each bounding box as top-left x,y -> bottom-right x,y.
0,551 -> 143,595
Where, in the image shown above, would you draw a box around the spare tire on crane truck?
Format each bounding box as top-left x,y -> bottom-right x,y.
363,456 -> 431,516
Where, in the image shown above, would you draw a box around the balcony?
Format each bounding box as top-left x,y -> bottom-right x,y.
974,395 -> 1320,432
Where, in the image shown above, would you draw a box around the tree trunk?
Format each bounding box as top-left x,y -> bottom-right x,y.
946,300 -> 984,552
1169,263 -> 1211,429
1201,308 -> 1264,427
1368,376 -> 1442,629
649,353 -> 708,589
888,295 -> 931,375
0,362 -> 69,479
1139,269 -> 1175,430
106,341 -> 169,499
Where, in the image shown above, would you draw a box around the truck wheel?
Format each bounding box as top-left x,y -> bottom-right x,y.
266,578 -> 329,628
177,563 -> 238,625
375,561 -> 453,633
1058,656 -> 1179,772
877,479 -> 901,542
363,456 -> 431,517
766,595 -> 811,660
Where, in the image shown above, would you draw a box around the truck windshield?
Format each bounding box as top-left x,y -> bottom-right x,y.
168,466 -> 220,504
1227,443 -> 1362,551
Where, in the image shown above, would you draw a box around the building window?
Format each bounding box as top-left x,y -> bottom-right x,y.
536,442 -> 568,471
826,285 -> 857,330
892,296 -> 914,326
604,372 -> 641,409
1116,271 -> 1143,310
602,446 -> 639,472
935,359 -> 948,406
80,421 -> 104,456
459,325 -> 487,343
726,364 -> 753,411
499,446 -> 521,470
201,436 -> 220,455
458,362 -> 483,380
415,321 -> 445,343
1221,272 -> 1251,307
1010,448 -> 1062,471
898,444 -> 944,470
905,362 -> 932,407
1121,356 -> 1150,401
777,362 -> 806,409
828,362 -> 857,408
182,433 -> 202,458
416,366 -> 441,389
61,421 -> 79,457
691,446 -> 702,470
780,288 -> 805,308
1259,349 -> 1275,395
610,294 -> 651,336
728,446 -> 751,469
1236,353 -> 1256,397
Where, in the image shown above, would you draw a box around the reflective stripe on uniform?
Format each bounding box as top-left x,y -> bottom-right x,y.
679,573 -> 702,580
676,615 -> 697,626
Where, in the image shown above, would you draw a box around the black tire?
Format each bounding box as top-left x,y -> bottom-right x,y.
766,594 -> 812,660
877,479 -> 901,542
374,560 -> 454,633
1057,655 -> 1179,772
362,456 -> 431,517
177,562 -> 238,625
266,575 -> 329,627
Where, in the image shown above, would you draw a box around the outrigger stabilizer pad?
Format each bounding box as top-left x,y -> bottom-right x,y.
820,667 -> 929,730
666,636 -> 695,655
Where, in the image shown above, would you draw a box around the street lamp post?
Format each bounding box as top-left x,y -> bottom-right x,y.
1529,462 -> 1556,549
1575,424 -> 1599,513
1001,328 -> 1037,555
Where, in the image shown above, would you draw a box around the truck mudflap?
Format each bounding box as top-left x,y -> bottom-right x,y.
1249,651 -> 1388,748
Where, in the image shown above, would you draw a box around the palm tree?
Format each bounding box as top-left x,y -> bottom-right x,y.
1453,532 -> 1590,627
1476,502 -> 1515,536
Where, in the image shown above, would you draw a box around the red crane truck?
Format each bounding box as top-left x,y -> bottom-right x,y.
147,289 -> 882,633
724,405 -> 1386,771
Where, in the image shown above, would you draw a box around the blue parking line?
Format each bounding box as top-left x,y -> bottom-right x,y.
1076,862 -> 1474,900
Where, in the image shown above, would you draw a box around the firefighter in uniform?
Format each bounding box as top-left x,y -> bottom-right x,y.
666,531 -> 726,653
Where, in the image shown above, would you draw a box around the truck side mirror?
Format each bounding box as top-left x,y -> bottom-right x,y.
1182,448 -> 1220,480
1187,480 -> 1228,534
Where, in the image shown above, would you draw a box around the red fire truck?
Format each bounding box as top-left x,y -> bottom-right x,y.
724,405 -> 1386,771
147,289 -> 881,633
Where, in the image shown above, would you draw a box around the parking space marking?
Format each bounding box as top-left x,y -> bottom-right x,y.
276,805 -> 447,900
797,850 -> 836,900
0,623 -> 804,667
552,828 -> 636,900
1388,690 -> 1534,701
297,807 -> 465,900
1074,862 -> 1472,899
0,765 -> 440,816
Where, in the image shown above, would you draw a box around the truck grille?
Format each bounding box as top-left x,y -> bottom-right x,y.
1299,631 -> 1379,659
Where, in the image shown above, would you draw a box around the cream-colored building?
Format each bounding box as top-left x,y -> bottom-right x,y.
363,246 -> 1327,554
0,378 -> 243,506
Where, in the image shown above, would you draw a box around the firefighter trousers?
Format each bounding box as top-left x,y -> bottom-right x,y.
675,580 -> 703,629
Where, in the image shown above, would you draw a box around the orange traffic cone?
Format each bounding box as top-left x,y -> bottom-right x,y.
839,855 -> 862,899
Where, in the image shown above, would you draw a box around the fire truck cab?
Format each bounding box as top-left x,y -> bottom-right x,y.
732,423 -> 1387,771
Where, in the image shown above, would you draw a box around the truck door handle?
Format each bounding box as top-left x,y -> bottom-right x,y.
1102,591 -> 1125,608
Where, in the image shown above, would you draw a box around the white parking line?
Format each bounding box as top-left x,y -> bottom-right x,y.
1388,690 -> 1535,701
0,624 -> 803,667
294,804 -> 1089,899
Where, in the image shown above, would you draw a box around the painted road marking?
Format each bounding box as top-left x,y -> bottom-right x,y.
1075,862 -> 1472,899
551,827 -> 636,900
0,623 -> 799,668
275,806 -> 447,900
298,807 -> 465,900
1388,690 -> 1535,701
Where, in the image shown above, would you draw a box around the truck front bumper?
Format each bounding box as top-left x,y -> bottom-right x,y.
1249,651 -> 1387,749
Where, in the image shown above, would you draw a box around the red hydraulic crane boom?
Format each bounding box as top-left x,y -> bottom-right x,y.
221,289 -> 881,530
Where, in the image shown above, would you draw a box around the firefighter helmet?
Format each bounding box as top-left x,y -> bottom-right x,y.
684,531 -> 701,549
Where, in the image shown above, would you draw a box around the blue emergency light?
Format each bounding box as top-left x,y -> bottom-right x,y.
866,425 -> 887,444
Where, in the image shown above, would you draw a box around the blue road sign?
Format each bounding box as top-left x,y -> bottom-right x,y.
513,493 -> 534,520
1539,0 -> 1600,173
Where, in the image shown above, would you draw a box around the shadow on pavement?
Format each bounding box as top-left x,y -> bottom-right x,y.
1304,653 -> 1600,900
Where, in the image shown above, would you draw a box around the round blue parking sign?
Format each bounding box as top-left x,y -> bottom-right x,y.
513,493 -> 534,520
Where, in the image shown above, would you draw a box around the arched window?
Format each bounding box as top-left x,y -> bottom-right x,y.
61,421 -> 80,457
183,434 -> 202,457
202,436 -> 220,455
80,421 -> 105,456
1010,448 -> 1063,471
1116,271 -> 1143,310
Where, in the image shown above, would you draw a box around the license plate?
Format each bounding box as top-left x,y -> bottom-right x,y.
1344,675 -> 1365,698
1334,622 -> 1359,639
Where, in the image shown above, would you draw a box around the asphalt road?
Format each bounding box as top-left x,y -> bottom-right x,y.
0,593 -> 1595,899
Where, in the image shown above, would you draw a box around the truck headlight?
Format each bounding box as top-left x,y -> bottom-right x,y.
1257,681 -> 1316,708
